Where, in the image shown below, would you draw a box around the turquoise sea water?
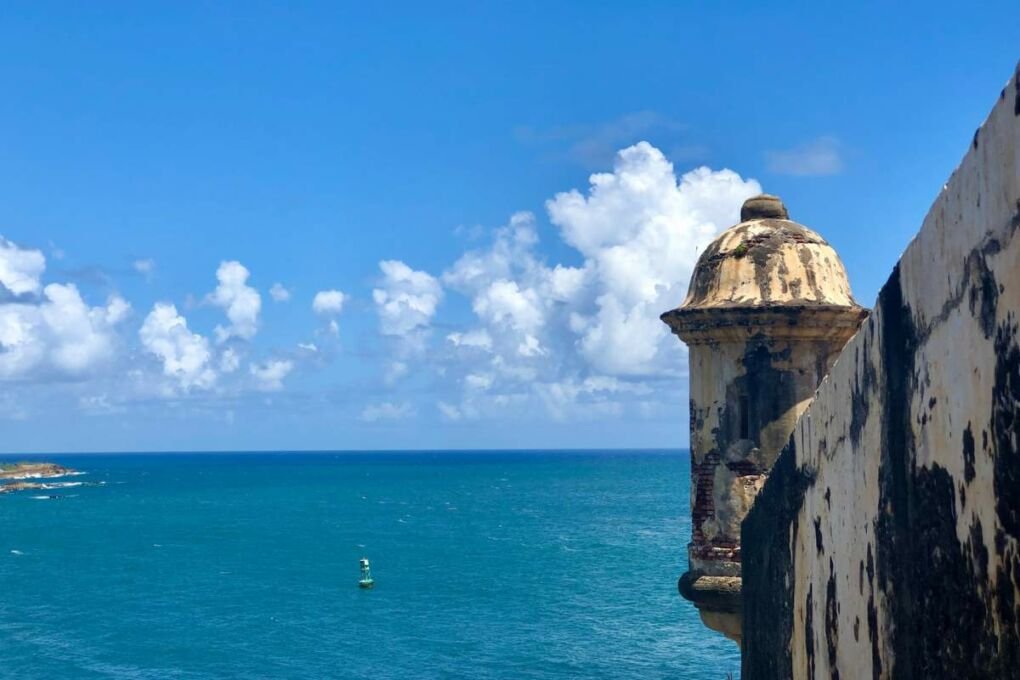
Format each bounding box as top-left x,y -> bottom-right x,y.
0,451 -> 740,679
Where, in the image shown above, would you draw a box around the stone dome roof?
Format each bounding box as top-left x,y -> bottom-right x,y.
682,194 -> 860,310
662,194 -> 867,340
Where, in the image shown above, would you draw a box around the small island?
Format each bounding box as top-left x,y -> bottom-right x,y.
0,462 -> 80,494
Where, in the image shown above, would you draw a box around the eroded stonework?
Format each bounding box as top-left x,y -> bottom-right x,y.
663,194 -> 866,642
742,62 -> 1020,678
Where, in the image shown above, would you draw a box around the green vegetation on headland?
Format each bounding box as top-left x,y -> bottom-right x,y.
0,462 -> 79,494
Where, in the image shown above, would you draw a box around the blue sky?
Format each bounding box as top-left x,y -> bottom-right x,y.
0,2 -> 1016,452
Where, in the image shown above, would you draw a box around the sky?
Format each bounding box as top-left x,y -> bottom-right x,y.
0,2 -> 1017,453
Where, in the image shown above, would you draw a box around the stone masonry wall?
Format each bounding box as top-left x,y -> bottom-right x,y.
742,62 -> 1020,678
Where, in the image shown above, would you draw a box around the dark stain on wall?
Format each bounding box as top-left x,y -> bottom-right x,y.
681,220 -> 832,307
908,465 -> 1001,673
718,338 -> 797,472
744,249 -> 1019,677
806,583 -> 816,680
1015,63 -> 1020,116
992,315 -> 1020,657
993,316 -> 1020,538
825,558 -> 840,679
741,435 -> 815,680
963,423 -> 976,484
870,259 -> 1020,675
873,264 -> 918,679
967,240 -> 1001,339
866,544 -> 881,680
849,332 -> 877,447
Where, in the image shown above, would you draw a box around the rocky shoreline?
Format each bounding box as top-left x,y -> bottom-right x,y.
0,462 -> 81,494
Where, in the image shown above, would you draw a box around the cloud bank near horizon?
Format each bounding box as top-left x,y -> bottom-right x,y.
0,142 -> 761,431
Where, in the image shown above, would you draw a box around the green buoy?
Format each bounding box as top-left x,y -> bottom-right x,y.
359,558 -> 374,589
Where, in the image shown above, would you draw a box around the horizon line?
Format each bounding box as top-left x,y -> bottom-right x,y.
0,447 -> 689,456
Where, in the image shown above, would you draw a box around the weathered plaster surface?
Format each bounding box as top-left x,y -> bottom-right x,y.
742,63 -> 1020,679
680,220 -> 858,311
664,193 -> 866,643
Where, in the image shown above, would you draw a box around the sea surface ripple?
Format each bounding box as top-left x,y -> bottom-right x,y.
0,451 -> 740,679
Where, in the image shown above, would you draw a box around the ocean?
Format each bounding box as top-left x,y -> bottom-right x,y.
0,451 -> 740,679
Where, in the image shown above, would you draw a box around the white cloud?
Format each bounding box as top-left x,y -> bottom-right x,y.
546,141 -> 760,375
472,279 -> 544,335
534,376 -> 650,420
312,289 -> 346,315
43,285 -> 129,375
219,347 -> 241,373
359,401 -> 415,422
430,141 -> 759,419
207,261 -> 261,343
0,284 -> 130,380
372,260 -> 443,337
0,237 -> 130,383
139,303 -> 216,390
465,372 -> 493,391
132,258 -> 155,276
765,136 -> 843,176
0,237 -> 46,297
269,283 -> 291,302
446,329 -> 493,351
249,359 -> 293,392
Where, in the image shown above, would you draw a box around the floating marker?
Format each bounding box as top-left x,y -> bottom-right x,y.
359,558 -> 374,589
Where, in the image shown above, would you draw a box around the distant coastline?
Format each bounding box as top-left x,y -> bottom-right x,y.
0,462 -> 81,495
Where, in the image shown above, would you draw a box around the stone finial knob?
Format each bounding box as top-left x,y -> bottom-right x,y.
740,194 -> 789,222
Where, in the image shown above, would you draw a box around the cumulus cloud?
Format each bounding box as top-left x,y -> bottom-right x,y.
269,283 -> 291,302
359,401 -> 415,422
441,211 -> 584,381
0,141 -> 762,428
139,303 -> 216,390
207,261 -> 261,343
0,284 -> 129,380
250,359 -> 293,392
429,141 -> 759,420
312,289 -> 346,315
472,279 -> 544,335
372,260 -> 443,337
546,141 -> 760,375
0,237 -> 131,383
0,237 -> 46,297
765,136 -> 843,176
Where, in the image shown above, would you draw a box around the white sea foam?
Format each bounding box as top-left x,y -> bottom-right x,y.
10,549 -> 23,555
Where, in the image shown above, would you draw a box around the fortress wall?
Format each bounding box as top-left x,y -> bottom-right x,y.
741,63 -> 1020,678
